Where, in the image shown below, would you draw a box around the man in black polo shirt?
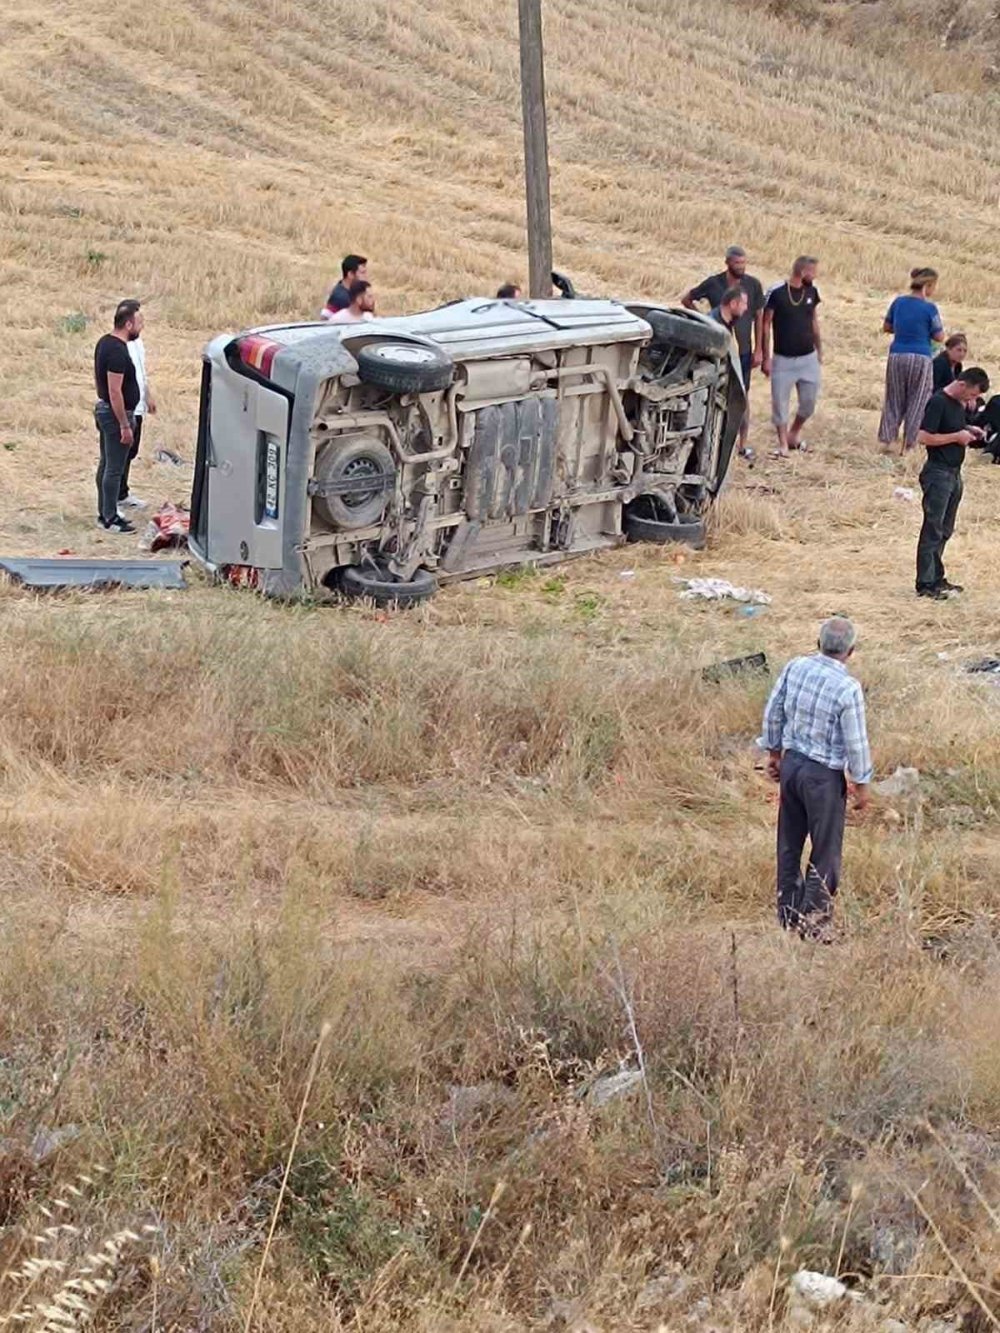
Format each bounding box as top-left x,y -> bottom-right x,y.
915,367 -> 990,599
93,299 -> 143,533
683,245 -> 765,455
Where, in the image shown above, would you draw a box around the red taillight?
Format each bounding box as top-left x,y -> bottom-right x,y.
238,335 -> 281,378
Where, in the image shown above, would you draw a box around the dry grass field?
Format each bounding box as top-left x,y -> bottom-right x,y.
4,0 -> 1000,1328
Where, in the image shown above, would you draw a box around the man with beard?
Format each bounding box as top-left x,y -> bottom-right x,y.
683,245 -> 765,456
762,256 -> 823,458
93,299 -> 143,533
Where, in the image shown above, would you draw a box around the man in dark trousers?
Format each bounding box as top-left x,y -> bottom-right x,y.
93,299 -> 143,533
683,245 -> 764,455
915,367 -> 990,599
761,618 -> 872,939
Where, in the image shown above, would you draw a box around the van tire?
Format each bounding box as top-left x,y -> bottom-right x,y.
356,340 -> 454,394
624,498 -> 706,549
642,309 -> 730,358
337,562 -> 436,607
313,436 -> 395,530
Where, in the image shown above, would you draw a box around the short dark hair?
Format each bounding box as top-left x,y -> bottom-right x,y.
793,255 -> 818,275
721,285 -> 745,307
341,254 -> 367,279
945,332 -> 967,350
957,367 -> 989,393
113,299 -> 141,329
909,266 -> 938,292
347,280 -> 371,302
496,283 -> 520,299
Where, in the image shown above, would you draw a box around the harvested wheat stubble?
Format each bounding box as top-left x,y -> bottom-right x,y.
2,0 -> 1000,1327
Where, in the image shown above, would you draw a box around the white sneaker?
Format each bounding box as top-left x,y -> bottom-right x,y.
119,495 -> 148,510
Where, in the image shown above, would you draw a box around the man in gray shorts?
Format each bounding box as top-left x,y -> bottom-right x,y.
762,257 -> 823,458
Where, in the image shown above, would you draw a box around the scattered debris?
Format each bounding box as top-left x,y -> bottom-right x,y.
618,568 -> 636,579
0,557 -> 187,592
141,501 -> 190,553
872,766 -> 921,800
152,446 -> 187,467
702,652 -> 768,683
893,486 -> 915,502
634,1270 -> 696,1314
675,576 -> 771,605
967,657 -> 1000,675
438,1082 -> 516,1133
29,1124 -> 81,1164
584,1068 -> 642,1108
738,604 -> 767,618
788,1271 -> 848,1312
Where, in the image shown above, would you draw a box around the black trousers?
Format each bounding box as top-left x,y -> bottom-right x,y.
94,403 -> 134,524
777,750 -> 847,936
119,413 -> 143,500
916,463 -> 963,591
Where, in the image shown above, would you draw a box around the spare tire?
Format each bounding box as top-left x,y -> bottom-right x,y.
642,309 -> 730,358
356,340 -> 454,394
313,435 -> 395,530
624,497 -> 706,549
336,561 -> 436,607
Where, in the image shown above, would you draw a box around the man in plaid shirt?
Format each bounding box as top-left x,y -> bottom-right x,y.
760,617 -> 872,938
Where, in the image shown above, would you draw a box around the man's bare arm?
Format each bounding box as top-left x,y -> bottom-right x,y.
106,373 -> 134,444
761,309 -> 773,374
813,309 -> 823,364
680,290 -> 696,310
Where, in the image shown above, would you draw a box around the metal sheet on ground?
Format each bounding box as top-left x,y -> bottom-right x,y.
0,558 -> 187,590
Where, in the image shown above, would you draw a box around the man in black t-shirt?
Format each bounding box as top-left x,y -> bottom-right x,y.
914,367 -> 990,599
762,257 -> 823,457
683,245 -> 765,453
93,300 -> 143,532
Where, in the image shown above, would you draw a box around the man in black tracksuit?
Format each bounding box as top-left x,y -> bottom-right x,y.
915,367 -> 990,600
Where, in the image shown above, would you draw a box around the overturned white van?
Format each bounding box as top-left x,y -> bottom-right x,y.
188,297 -> 745,603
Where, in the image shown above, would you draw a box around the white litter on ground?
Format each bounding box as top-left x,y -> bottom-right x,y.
675,577 -> 771,605
893,486 -> 914,502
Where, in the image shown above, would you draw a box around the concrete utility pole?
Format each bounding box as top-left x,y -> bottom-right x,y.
518,0 -> 553,299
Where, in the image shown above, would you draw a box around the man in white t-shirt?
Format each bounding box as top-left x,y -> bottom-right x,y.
121,326 -> 157,510
322,281 -> 376,324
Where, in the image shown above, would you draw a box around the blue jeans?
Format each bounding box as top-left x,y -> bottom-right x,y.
94,402 -> 134,523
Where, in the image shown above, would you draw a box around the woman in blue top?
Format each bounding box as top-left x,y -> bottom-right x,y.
877,267 -> 944,453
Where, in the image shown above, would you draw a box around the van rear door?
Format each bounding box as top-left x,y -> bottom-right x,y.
198,347 -> 290,569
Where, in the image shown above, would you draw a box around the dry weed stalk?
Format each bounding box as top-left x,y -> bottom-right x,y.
242,1021 -> 331,1333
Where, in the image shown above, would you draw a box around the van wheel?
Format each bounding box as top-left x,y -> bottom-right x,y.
356,341 -> 454,394
624,496 -> 706,549
313,436 -> 395,530
337,561 -> 436,607
641,309 -> 731,358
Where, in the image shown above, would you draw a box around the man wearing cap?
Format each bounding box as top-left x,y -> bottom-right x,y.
683,246 -> 765,456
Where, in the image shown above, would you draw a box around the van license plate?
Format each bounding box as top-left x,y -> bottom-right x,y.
264,438 -> 279,519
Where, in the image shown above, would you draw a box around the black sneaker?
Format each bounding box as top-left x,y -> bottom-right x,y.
917,586 -> 948,600
99,515 -> 136,534
937,579 -> 964,594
